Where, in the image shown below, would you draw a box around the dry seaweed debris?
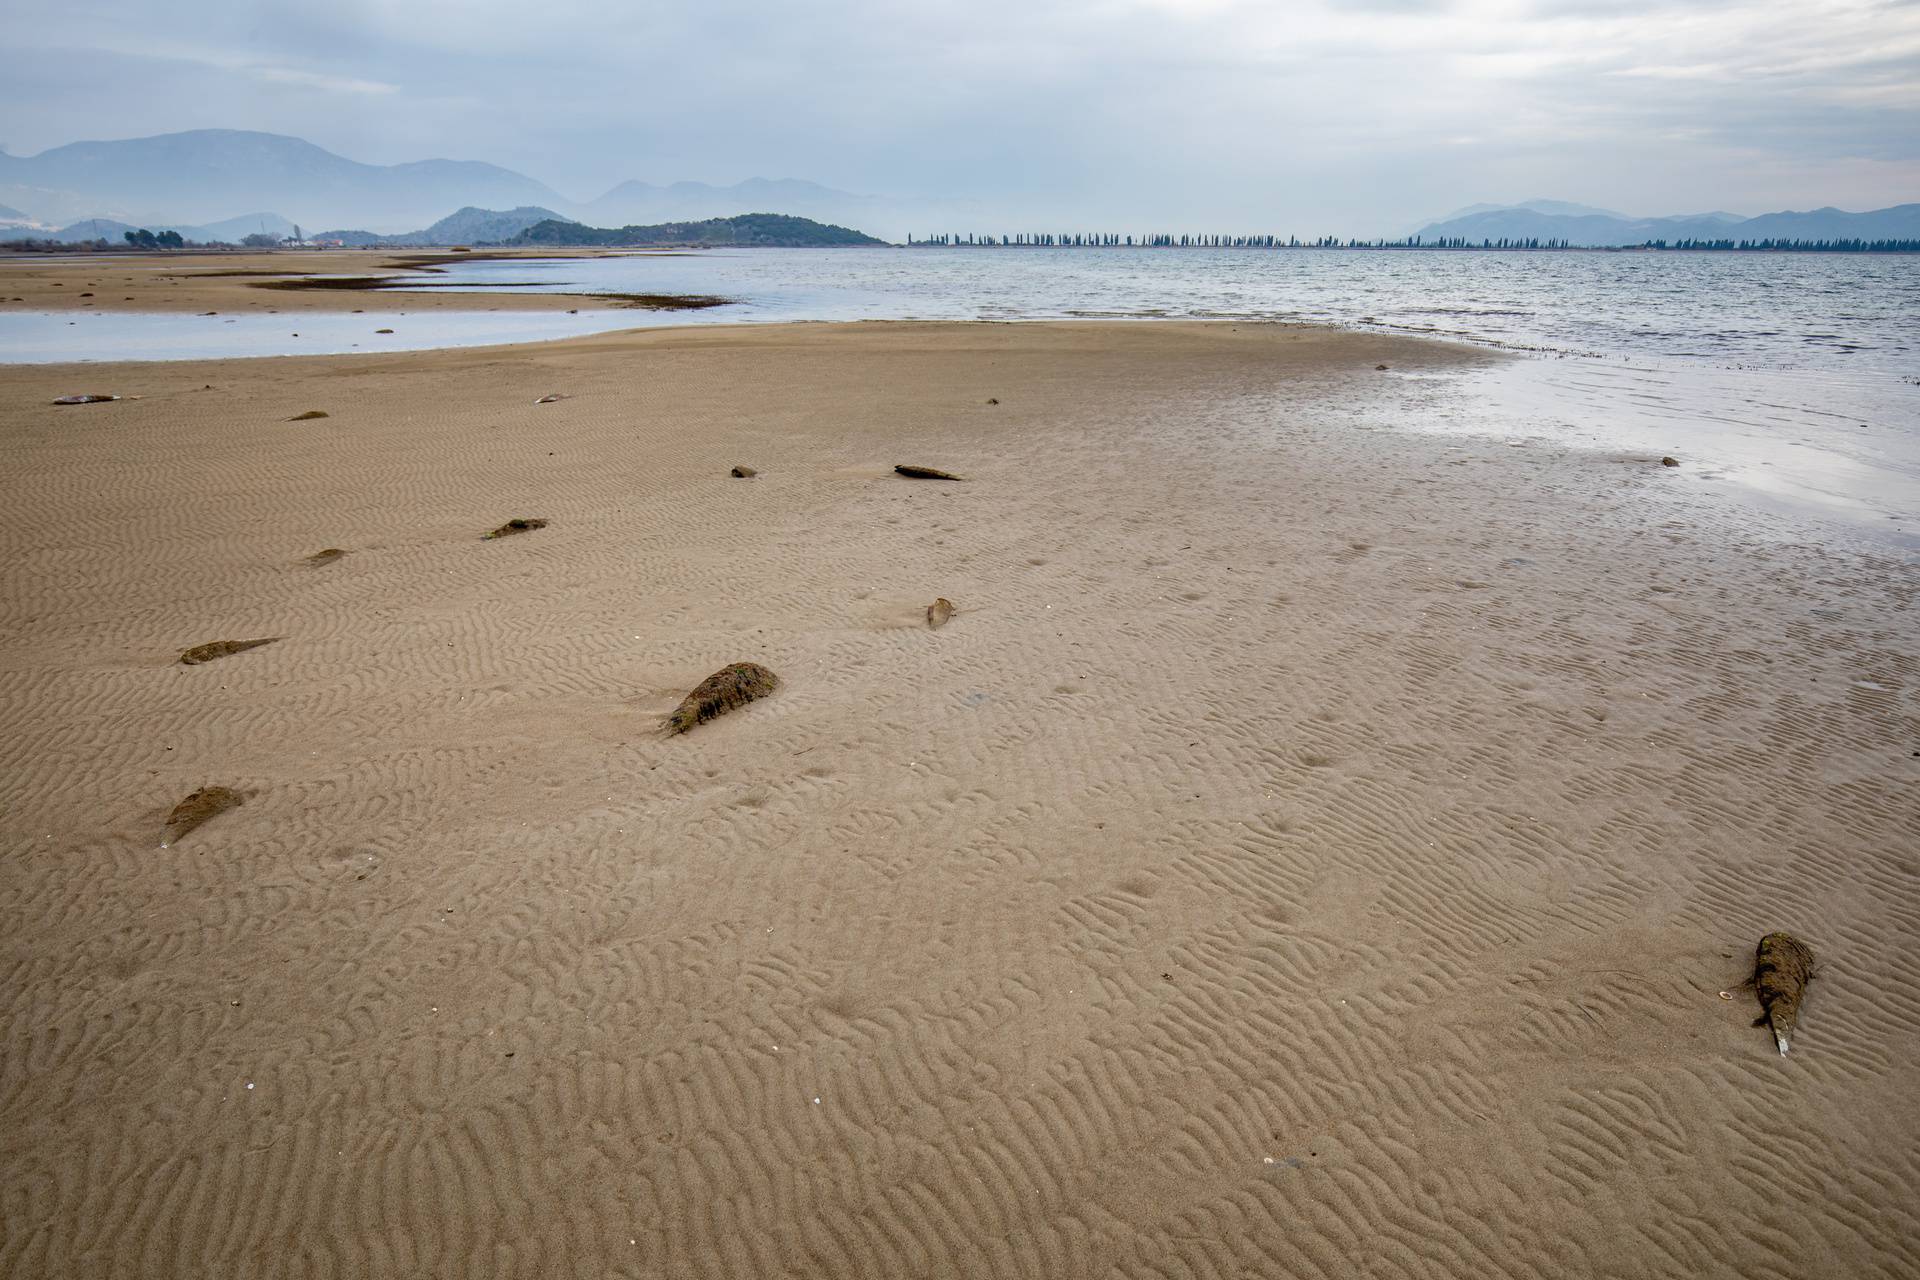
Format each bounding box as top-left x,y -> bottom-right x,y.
163,785 -> 244,846
179,637 -> 281,666
895,465 -> 965,481
927,597 -> 955,629
287,409 -> 329,421
666,662 -> 779,734
305,548 -> 347,566
482,517 -> 548,540
731,465 -> 758,478
1751,931 -> 1816,1055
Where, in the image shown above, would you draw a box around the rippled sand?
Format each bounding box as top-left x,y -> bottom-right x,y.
2,322 -> 1916,1278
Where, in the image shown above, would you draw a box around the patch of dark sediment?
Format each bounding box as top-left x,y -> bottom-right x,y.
251,275 -> 731,310
179,638 -> 281,665
163,785 -> 243,845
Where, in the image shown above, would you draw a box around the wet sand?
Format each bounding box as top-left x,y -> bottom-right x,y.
2,321 -> 1916,1278
0,248 -> 682,315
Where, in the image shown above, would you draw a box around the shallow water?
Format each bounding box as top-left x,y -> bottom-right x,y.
4,247 -> 1915,542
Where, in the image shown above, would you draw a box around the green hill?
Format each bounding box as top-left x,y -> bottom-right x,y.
511,212 -> 885,247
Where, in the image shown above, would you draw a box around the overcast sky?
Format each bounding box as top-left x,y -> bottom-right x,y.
3,0 -> 1917,232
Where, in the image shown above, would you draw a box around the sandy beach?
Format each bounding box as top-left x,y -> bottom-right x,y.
0,249 -> 688,315
2,317 -> 1916,1278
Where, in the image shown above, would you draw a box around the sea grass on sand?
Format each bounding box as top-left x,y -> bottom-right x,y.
179,638 -> 281,665
164,786 -> 243,845
666,663 -> 779,734
1751,932 -> 1815,1055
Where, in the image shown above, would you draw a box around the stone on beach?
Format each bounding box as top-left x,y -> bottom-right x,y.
895,465 -> 965,481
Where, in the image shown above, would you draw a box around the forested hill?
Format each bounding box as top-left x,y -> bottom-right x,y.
510,213 -> 886,247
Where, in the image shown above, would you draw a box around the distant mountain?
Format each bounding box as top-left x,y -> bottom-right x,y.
512,213 -> 886,248
312,206 -> 574,247
0,211 -> 297,243
1415,201 -> 1920,246
1423,198 -> 1630,227
0,128 -> 925,238
580,177 -> 883,230
0,130 -> 567,228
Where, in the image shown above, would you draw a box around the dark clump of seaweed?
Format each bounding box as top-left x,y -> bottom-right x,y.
287,409 -> 329,421
1751,931 -> 1816,1055
305,548 -> 347,567
482,518 -> 548,540
666,662 -> 779,734
731,465 -> 758,478
179,637 -> 281,666
164,785 -> 244,845
895,465 -> 965,481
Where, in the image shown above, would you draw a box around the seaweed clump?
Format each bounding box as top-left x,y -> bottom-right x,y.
895,465 -> 965,481
287,410 -> 329,421
305,548 -> 347,567
179,637 -> 281,665
666,662 -> 779,734
164,786 -> 244,845
1751,931 -> 1816,1055
483,518 -> 548,540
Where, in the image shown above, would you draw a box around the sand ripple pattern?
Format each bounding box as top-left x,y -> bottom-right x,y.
3,324 -> 1916,1278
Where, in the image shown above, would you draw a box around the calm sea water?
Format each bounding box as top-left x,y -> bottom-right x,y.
4,248 -> 1915,541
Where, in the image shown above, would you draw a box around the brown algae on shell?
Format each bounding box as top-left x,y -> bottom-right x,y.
666,662 -> 779,734
1751,931 -> 1815,1055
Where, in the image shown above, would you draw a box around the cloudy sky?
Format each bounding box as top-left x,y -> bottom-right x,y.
3,0 -> 1917,232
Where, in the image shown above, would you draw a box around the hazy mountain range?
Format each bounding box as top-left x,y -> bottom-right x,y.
0,129 -> 895,237
1413,198 -> 1920,245
2,132 -> 1913,249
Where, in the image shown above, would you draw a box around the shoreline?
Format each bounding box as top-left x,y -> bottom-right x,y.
0,247 -> 690,315
4,319 -> 1916,1276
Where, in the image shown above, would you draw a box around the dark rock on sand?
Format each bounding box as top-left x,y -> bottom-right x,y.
179,637 -> 281,666
1751,931 -> 1815,1055
287,410 -> 329,421
375,328 -> 395,334
896,465 -> 965,481
483,518 -> 548,540
927,598 -> 955,629
666,662 -> 779,734
1661,456 -> 1680,467
164,786 -> 243,845
986,398 -> 999,405
305,548 -> 347,566
731,466 -> 758,478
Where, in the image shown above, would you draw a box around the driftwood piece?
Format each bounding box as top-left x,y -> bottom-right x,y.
1751,932 -> 1815,1055
927,598 -> 955,629
164,786 -> 243,845
179,638 -> 281,666
666,662 -> 779,734
895,465 -> 964,481
53,394 -> 120,405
